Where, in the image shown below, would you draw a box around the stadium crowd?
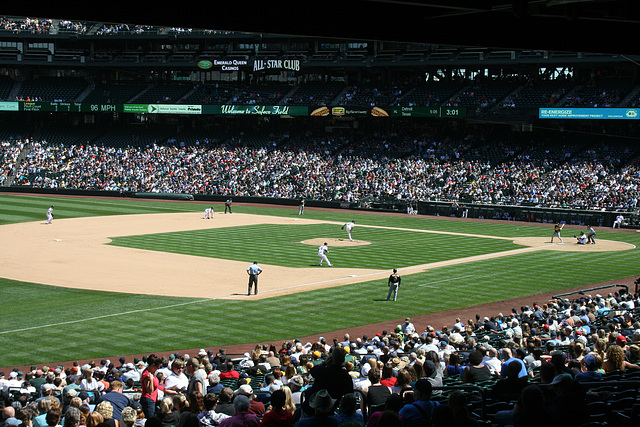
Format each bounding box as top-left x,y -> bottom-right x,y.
2,132 -> 639,211
2,289 -> 639,426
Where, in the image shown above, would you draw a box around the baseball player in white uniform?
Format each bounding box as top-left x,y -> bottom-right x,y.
613,214 -> 624,228
203,206 -> 214,219
317,242 -> 332,266
46,205 -> 54,224
342,220 -> 355,242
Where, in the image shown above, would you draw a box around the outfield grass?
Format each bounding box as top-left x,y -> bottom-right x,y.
1,193 -> 639,368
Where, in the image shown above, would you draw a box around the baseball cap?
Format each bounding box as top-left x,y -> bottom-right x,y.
583,354 -> 597,368
288,375 -> 304,388
234,384 -> 253,396
414,378 -> 432,395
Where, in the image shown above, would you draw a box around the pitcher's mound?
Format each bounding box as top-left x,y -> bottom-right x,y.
301,238 -> 371,247
512,237 -> 635,252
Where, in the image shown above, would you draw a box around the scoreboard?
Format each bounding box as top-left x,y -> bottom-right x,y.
390,106 -> 467,118
8,102 -> 121,113
0,101 -> 470,118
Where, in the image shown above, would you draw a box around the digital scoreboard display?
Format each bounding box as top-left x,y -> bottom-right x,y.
390,106 -> 467,118
14,102 -> 121,113
0,101 -> 469,118
539,108 -> 639,120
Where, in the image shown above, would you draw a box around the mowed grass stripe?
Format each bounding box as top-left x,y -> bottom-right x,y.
108,223 -> 523,269
0,194 -> 198,224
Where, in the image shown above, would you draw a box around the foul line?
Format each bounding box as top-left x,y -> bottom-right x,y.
0,299 -> 212,335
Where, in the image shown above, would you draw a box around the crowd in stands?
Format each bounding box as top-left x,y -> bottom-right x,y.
0,17 -> 52,34
0,16 -> 244,38
2,288 -> 640,426
3,130 -> 639,211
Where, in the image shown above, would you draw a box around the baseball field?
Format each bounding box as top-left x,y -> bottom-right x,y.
0,193 -> 638,370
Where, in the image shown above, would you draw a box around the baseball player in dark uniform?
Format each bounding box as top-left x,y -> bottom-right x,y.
551,222 -> 564,243
225,198 -> 232,214
386,268 -> 401,301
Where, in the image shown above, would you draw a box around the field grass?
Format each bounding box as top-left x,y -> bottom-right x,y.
108,223 -> 522,269
1,193 -> 639,368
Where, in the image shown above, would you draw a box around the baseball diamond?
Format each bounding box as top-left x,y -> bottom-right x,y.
0,194 -> 638,370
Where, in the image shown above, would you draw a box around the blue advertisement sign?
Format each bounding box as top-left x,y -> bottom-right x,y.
539,108 -> 639,120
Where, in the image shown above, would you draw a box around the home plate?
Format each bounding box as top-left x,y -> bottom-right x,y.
54,239 -> 62,242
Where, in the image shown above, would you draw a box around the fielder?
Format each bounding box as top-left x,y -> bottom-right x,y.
342,220 -> 355,242
45,205 -> 54,224
386,268 -> 401,301
299,199 -> 305,215
203,206 -> 214,219
317,242 -> 332,267
551,222 -> 564,243
613,214 -> 624,229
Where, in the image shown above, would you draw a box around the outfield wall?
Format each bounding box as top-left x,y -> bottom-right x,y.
2,186 -> 638,228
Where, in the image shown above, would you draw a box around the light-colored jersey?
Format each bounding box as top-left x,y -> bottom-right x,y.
247,264 -> 262,275
318,245 -> 328,255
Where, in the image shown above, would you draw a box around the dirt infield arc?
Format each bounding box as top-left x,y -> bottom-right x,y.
0,212 -> 633,300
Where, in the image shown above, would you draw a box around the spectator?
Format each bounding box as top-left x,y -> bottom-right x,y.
461,350 -> 492,383
163,360 -> 188,396
300,348 -> 352,418
140,355 -> 163,418
120,407 -> 137,427
96,380 -> 131,422
156,397 -> 179,427
398,379 -> 439,427
218,363 -> 239,381
365,393 -> 404,427
602,344 -> 640,373
219,395 -> 259,427
44,408 -> 62,427
574,353 -> 603,382
94,401 -> 116,427
79,370 -> 104,393
197,393 -> 230,426
364,368 -> 391,411
213,388 -> 236,417
491,360 -> 529,401
260,389 -> 293,427
294,389 -> 338,427
233,385 -> 264,419
205,373 -> 223,395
